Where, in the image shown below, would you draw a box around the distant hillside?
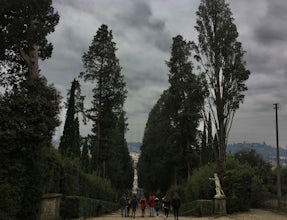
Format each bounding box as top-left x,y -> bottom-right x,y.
227,142 -> 287,166
128,142 -> 141,153
127,141 -> 287,165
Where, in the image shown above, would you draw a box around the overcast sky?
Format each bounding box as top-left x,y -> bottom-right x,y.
40,0 -> 287,148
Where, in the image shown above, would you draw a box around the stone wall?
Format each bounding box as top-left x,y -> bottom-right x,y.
39,193 -> 62,220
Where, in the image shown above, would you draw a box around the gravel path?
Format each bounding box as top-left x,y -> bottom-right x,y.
86,209 -> 287,220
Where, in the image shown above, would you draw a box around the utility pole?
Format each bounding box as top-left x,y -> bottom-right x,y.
273,103 -> 281,211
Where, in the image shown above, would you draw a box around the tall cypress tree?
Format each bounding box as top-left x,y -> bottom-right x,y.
80,24 -> 127,178
138,36 -> 208,191
138,90 -> 175,192
59,79 -> 83,158
166,35 -> 206,178
108,112 -> 133,190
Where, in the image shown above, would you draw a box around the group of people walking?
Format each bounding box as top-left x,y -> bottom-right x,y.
120,192 -> 181,219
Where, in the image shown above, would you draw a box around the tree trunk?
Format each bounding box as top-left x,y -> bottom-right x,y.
20,45 -> 39,80
218,126 -> 226,181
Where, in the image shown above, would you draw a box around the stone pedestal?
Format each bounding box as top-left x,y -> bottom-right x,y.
39,193 -> 62,220
214,195 -> 226,216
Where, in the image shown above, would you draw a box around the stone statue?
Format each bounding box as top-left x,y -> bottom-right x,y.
209,173 -> 225,198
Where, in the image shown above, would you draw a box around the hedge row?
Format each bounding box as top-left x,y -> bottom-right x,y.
42,149 -> 116,201
60,196 -> 119,219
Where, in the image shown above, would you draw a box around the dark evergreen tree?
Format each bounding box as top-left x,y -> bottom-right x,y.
80,24 -> 128,181
138,90 -> 175,193
108,113 -> 133,190
0,1 -> 60,219
138,35 -> 207,192
194,0 -> 250,178
0,0 -> 59,86
166,35 -> 206,179
59,79 -> 83,158
0,78 -> 61,220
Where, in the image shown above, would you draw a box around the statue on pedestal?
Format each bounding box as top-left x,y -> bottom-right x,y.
209,173 -> 225,198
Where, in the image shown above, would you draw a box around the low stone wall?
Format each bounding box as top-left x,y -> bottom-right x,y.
39,193 -> 62,220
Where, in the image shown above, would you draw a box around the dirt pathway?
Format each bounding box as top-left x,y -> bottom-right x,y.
86,209 -> 287,220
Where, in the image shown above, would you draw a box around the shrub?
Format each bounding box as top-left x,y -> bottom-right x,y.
224,156 -> 268,213
184,164 -> 216,202
41,147 -> 62,194
60,196 -> 118,219
60,158 -> 116,201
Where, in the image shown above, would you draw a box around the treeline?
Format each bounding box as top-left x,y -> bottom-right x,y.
0,1 -> 133,220
138,0 -> 250,193
136,0 -> 272,214
137,0 -> 287,214
138,35 -> 208,193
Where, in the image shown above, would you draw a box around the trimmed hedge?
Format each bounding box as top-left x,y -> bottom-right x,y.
60,196 -> 118,219
181,200 -> 213,217
61,158 -> 116,201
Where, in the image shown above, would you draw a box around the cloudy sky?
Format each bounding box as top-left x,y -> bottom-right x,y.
40,0 -> 287,147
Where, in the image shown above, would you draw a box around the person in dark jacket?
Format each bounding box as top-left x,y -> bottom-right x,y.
162,194 -> 171,219
130,194 -> 138,218
155,197 -> 161,216
171,193 -> 181,220
119,195 -> 127,217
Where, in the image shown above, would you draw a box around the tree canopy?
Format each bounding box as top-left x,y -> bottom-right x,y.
194,0 -> 250,178
0,0 -> 59,85
59,79 -> 84,158
80,24 -> 132,189
138,35 -> 206,192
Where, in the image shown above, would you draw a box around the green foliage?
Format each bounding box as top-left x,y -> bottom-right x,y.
183,151 -> 271,214
61,157 -> 116,201
185,164 -> 215,202
0,0 -> 59,86
167,35 -> 206,179
61,158 -> 81,196
0,2 -> 60,217
0,182 -> 23,220
59,79 -> 83,159
60,196 -> 118,219
224,156 -> 268,213
41,147 -> 62,194
137,90 -> 175,193
0,77 -> 61,220
81,137 -> 91,172
104,113 -> 134,190
80,24 -> 129,187
138,35 -> 206,193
